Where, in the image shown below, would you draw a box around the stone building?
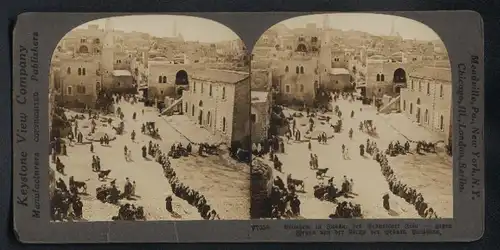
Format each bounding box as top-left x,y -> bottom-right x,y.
182,69 -> 251,150
263,16 -> 355,106
52,56 -> 101,108
363,61 -> 420,100
111,70 -> 135,93
251,91 -> 271,144
146,60 -> 204,101
50,18 -> 118,108
275,54 -> 319,105
400,67 -> 452,143
323,68 -> 351,91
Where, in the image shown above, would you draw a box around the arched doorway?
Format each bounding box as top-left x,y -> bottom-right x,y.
175,70 -> 189,85
198,110 -> 203,125
393,68 -> 407,94
78,45 -> 89,54
295,43 -> 307,52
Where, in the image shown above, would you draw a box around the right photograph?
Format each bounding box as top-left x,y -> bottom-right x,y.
250,13 -> 453,220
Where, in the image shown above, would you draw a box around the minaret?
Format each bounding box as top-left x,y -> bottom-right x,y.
172,21 -> 177,37
319,14 -> 332,85
101,18 -> 115,87
322,14 -> 330,30
389,18 -> 396,37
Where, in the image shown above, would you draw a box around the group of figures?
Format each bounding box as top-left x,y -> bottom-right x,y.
154,143 -> 222,220
375,146 -> 441,219
50,176 -> 85,221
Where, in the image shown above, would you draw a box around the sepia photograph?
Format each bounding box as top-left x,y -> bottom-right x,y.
250,13 -> 453,220
48,15 -> 251,222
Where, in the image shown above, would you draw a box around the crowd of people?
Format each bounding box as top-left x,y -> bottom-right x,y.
153,142 -> 222,220
375,144 -> 441,219
254,89 -> 448,220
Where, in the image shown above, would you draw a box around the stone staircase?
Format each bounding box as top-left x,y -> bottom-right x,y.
160,97 -> 183,116
379,95 -> 401,114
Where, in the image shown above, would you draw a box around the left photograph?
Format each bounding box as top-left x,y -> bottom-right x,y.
48,15 -> 251,222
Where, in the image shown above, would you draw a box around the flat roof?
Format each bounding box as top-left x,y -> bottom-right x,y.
409,67 -> 452,82
191,69 -> 249,84
112,70 -> 132,77
329,68 -> 350,75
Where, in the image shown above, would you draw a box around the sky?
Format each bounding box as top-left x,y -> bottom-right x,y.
75,15 -> 240,43
279,13 -> 442,41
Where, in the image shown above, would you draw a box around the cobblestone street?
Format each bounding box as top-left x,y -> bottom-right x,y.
51,100 -> 250,221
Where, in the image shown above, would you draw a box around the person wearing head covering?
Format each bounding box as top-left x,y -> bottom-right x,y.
165,195 -> 173,213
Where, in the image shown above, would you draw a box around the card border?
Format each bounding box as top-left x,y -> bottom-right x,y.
11,11 -> 484,243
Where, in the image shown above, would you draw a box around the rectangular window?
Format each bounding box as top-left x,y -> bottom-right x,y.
251,114 -> 256,123
77,85 -> 86,94
285,85 -> 290,93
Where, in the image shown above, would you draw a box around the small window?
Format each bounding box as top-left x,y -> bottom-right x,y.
295,66 -> 299,74
440,85 -> 444,97
67,86 -> 73,95
285,66 -> 289,72
251,114 -> 257,124
285,85 -> 291,93
158,76 -> 162,83
427,82 -> 430,95
222,117 -> 226,132
381,74 -> 385,81
67,67 -> 71,74
403,100 -> 406,111
300,66 -> 304,74
300,84 -> 304,92
162,76 -> 167,83
160,90 -> 164,95
201,83 -> 204,93
78,68 -> 82,76
222,87 -> 226,99
193,82 -> 196,92
440,115 -> 444,130
209,84 -> 213,96
418,81 -> 422,92
376,74 -> 380,81
82,68 -> 86,76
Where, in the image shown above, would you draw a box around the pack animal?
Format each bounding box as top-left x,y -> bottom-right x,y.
97,170 -> 112,181
316,168 -> 329,179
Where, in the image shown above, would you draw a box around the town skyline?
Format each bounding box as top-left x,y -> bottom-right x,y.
278,13 -> 442,42
75,15 -> 241,43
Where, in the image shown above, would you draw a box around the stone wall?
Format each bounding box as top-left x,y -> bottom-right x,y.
232,78 -> 251,150
250,158 -> 273,218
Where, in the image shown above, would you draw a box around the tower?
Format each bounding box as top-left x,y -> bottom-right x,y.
322,14 -> 330,30
172,20 -> 177,37
389,17 -> 396,37
319,14 -> 332,85
101,18 -> 115,87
